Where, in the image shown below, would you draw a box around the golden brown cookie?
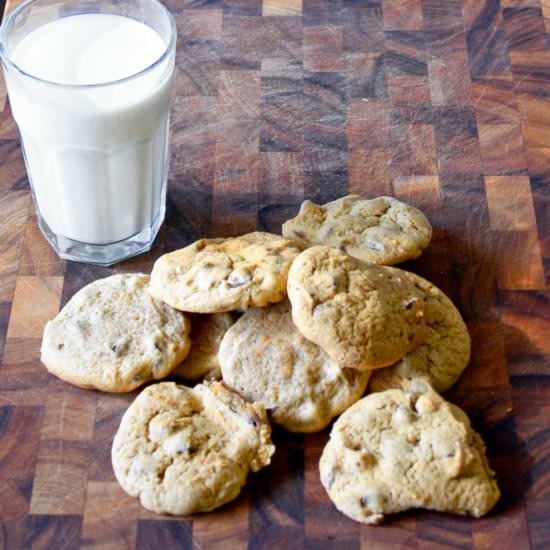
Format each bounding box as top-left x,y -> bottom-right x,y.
112,381 -> 275,515
369,272 -> 471,393
149,232 -> 302,313
287,246 -> 426,370
319,380 -> 500,524
172,313 -> 234,381
219,300 -> 370,433
282,195 -> 432,265
41,273 -> 191,392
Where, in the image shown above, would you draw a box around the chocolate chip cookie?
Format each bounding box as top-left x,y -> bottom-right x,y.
287,246 -> 426,370
219,300 -> 370,432
320,380 -> 500,524
369,272 -> 471,393
282,195 -> 432,265
149,232 -> 301,313
112,381 -> 275,515
172,313 -> 234,381
41,273 -> 191,392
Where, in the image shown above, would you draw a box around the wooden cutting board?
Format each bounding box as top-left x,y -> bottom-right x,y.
1,1 -> 549,548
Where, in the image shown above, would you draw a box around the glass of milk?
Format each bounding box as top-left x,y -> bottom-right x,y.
0,0 -> 176,265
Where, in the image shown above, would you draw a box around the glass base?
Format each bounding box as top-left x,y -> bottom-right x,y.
37,212 -> 164,266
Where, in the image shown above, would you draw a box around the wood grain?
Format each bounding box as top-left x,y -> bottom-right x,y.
0,0 -> 549,548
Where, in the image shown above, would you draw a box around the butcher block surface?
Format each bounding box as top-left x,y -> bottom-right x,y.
1,0 -> 549,548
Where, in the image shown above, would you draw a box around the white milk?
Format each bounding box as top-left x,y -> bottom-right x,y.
6,14 -> 173,244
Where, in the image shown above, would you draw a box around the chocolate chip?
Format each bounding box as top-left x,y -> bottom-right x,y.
111,339 -> 129,357
360,493 -> 385,508
152,360 -> 162,373
247,416 -> 260,427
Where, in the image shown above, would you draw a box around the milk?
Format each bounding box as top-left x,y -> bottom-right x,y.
5,14 -> 174,245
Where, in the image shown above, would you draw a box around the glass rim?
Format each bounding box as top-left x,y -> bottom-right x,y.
0,0 -> 176,89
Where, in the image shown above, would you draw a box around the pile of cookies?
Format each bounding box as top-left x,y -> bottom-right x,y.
40,195 -> 500,524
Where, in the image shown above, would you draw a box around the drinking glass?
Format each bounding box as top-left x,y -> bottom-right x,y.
0,0 -> 176,265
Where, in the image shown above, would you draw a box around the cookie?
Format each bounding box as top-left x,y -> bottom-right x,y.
287,246 -> 426,370
149,232 -> 302,313
282,195 -> 433,265
112,381 -> 275,515
41,274 -> 191,392
319,380 -> 500,524
172,313 -> 234,381
219,301 -> 370,433
369,273 -> 471,393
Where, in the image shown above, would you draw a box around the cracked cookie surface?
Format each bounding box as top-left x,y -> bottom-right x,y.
282,195 -> 432,265
41,274 -> 191,392
369,272 -> 471,393
320,380 -> 500,524
287,246 -> 426,370
172,313 -> 234,381
112,381 -> 275,515
219,300 -> 370,433
149,232 -> 302,313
